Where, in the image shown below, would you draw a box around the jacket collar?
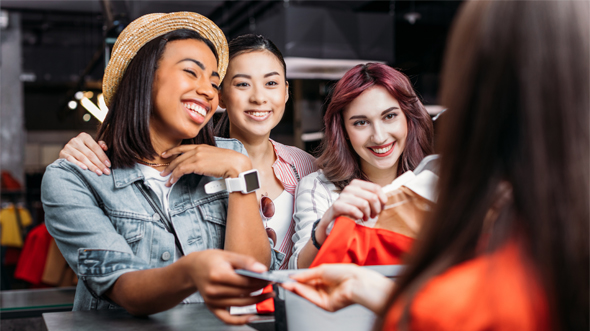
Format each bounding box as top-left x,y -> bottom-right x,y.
112,164 -> 145,188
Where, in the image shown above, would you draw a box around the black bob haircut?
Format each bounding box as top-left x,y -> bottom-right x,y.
97,29 -> 218,168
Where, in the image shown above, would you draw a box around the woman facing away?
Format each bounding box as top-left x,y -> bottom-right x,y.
283,1 -> 589,330
42,12 -> 279,324
290,63 -> 434,269
58,34 -> 317,269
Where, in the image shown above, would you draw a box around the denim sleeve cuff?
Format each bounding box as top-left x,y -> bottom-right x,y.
77,249 -> 151,299
268,238 -> 286,271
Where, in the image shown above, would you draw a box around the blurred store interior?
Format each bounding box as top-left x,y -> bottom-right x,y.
0,0 -> 459,293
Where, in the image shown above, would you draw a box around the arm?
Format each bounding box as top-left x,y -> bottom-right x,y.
294,179 -> 388,269
108,249 -> 271,323
289,174 -> 334,269
58,132 -> 111,175
281,264 -> 395,314
161,144 -> 271,268
42,161 -> 270,323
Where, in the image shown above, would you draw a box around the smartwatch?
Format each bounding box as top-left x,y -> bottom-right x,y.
204,169 -> 260,194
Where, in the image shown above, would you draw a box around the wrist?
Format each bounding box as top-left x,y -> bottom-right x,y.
351,270 -> 395,315
179,252 -> 202,293
225,156 -> 252,178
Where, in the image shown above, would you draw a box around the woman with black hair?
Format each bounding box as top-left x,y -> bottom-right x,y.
42,12 -> 276,324
283,1 -> 589,330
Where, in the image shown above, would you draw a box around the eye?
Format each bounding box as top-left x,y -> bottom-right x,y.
353,120 -> 368,126
212,84 -> 220,91
184,69 -> 197,77
266,81 -> 279,86
384,113 -> 397,120
235,82 -> 250,88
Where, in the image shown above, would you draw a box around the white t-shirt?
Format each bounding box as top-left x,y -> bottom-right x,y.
136,163 -> 201,303
264,190 -> 293,255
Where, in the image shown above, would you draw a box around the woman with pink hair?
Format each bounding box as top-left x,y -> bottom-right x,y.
290,63 -> 434,268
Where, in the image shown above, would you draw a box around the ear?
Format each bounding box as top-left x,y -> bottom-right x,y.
284,81 -> 290,104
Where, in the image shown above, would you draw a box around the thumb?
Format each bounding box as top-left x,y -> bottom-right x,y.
225,252 -> 267,273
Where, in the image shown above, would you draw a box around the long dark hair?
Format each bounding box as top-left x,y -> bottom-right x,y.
317,63 -> 434,190
97,29 -> 218,168
386,2 -> 589,330
214,34 -> 286,138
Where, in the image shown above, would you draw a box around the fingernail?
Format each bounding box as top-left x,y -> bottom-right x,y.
103,168 -> 111,175
81,165 -> 88,170
95,169 -> 103,176
251,262 -> 267,273
104,160 -> 111,167
161,152 -> 166,156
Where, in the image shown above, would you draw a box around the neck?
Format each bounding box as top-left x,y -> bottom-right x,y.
362,162 -> 399,187
146,128 -> 182,165
229,125 -> 275,167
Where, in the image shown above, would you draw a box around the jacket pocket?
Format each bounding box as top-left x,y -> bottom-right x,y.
196,193 -> 228,248
109,216 -> 145,254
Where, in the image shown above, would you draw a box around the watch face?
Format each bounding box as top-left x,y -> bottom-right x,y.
244,171 -> 261,192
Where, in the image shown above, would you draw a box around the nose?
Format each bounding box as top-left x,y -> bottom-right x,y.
249,85 -> 267,105
196,76 -> 217,101
372,122 -> 387,145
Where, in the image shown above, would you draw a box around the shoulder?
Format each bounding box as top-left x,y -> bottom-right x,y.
270,139 -> 318,174
214,137 -> 248,156
297,170 -> 337,193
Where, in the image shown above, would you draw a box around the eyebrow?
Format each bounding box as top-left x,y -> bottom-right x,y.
231,71 -> 281,80
178,58 -> 219,78
348,107 -> 399,120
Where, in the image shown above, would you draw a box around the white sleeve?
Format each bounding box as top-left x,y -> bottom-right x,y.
289,173 -> 335,269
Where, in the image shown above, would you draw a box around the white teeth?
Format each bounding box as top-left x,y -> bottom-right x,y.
370,144 -> 393,154
183,103 -> 207,117
247,111 -> 270,118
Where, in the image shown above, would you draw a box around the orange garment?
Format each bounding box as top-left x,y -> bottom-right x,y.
310,217 -> 414,267
383,242 -> 550,331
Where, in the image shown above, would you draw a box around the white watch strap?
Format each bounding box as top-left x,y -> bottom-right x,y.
204,179 -> 227,194
225,177 -> 244,193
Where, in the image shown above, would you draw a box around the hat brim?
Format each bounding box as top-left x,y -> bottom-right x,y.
102,12 -> 228,107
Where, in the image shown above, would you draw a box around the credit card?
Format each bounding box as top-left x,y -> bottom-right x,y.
235,269 -> 297,284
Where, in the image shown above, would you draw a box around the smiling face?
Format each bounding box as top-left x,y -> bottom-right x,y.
151,39 -> 220,144
343,85 -> 408,178
219,50 -> 288,140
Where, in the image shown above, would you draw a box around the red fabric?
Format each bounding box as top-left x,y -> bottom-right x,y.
383,241 -> 550,331
4,248 -> 20,265
1,171 -> 22,190
255,284 -> 275,314
14,224 -> 52,285
310,217 -> 414,268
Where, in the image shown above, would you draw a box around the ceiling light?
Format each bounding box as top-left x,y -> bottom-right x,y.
68,101 -> 77,109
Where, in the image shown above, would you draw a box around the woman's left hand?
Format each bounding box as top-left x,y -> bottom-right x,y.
160,145 -> 252,187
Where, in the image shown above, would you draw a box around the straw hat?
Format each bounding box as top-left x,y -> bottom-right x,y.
102,12 -> 228,107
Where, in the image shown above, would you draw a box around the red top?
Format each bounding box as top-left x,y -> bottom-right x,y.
383,241 -> 550,331
311,217 -> 414,267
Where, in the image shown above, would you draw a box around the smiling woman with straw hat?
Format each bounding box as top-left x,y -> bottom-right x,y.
41,12 -> 279,324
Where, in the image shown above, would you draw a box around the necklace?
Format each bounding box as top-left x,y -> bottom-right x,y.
135,158 -> 170,167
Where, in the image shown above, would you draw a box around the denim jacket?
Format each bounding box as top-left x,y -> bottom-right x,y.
42,137 -> 284,311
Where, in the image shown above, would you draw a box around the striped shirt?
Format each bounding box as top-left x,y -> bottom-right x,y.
269,139 -> 317,269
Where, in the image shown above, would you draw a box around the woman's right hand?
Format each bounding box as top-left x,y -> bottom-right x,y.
281,264 -> 394,314
59,132 -> 111,175
185,250 -> 272,324
314,179 -> 388,245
